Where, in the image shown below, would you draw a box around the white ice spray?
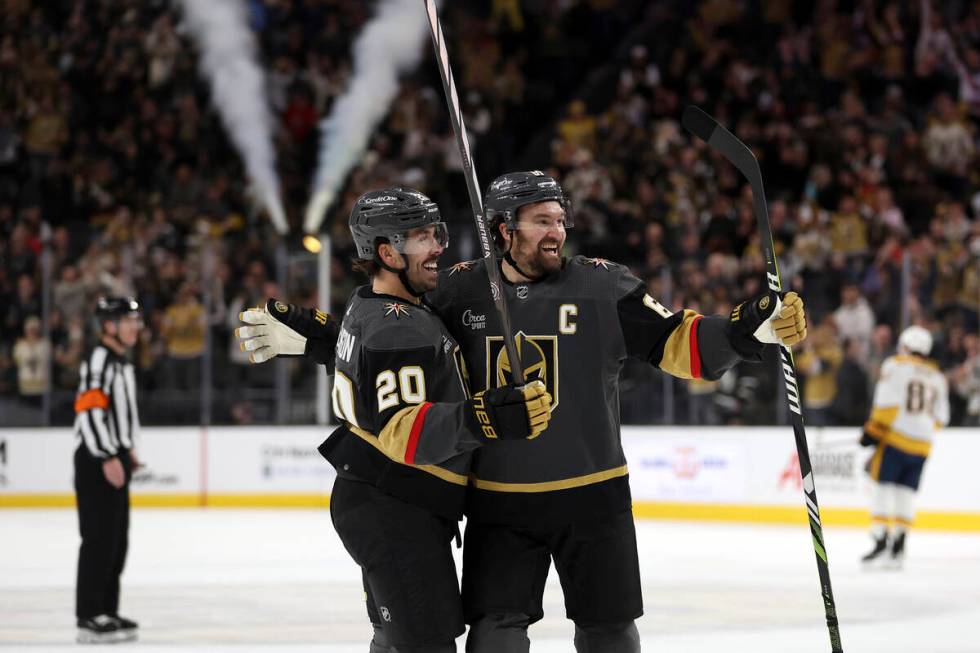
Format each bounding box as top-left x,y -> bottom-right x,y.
178,0 -> 288,234
303,0 -> 433,234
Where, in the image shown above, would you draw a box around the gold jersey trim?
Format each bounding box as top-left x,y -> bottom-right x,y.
347,425 -> 468,486
469,464 -> 629,493
659,309 -> 702,379
865,412 -> 932,458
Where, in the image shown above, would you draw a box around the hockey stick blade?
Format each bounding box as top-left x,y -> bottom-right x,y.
681,106 -> 717,143
682,105 -> 844,653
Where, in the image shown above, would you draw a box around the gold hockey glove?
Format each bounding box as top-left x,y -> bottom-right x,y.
727,290 -> 808,358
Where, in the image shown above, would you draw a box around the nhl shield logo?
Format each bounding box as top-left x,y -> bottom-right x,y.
516,285 -> 529,299
379,606 -> 391,622
486,331 -> 558,411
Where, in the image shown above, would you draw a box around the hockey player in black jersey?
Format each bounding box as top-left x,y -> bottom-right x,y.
238,187 -> 552,653
238,175 -> 807,653
422,171 -> 808,653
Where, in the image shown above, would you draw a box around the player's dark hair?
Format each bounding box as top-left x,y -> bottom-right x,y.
350,257 -> 380,277
349,236 -> 390,277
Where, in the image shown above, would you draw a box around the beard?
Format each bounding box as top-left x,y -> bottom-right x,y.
512,236 -> 562,277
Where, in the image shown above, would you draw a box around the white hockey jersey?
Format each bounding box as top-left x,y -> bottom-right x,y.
864,355 -> 950,457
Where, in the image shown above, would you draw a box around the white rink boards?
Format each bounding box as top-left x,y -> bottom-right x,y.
2,509 -> 979,652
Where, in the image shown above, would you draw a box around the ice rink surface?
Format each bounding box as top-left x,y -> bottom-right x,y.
2,508 -> 979,652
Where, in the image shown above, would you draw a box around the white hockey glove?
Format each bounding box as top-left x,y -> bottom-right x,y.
236,298 -> 338,365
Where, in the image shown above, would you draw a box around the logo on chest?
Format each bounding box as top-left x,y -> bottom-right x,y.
485,331 -> 559,412
462,309 -> 487,330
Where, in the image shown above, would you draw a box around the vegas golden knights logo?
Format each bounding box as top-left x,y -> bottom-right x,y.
486,331 -> 559,411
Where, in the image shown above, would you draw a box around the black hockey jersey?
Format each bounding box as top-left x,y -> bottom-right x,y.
425,256 -> 746,526
317,286 -> 481,520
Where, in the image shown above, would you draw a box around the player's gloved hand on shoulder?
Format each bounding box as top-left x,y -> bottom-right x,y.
236,298 -> 338,365
468,380 -> 552,440
726,291 -> 808,358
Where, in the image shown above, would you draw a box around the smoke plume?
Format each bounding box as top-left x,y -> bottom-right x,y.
178,0 -> 288,234
303,0 -> 432,234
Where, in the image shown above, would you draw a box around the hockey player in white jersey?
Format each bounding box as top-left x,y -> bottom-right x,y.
860,325 -> 949,568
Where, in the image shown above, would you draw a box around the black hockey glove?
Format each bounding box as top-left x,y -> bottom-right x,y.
237,298 -> 339,365
467,380 -> 552,440
859,430 -> 878,447
725,291 -> 807,360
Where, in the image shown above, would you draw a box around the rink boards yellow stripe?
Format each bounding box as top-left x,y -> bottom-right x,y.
2,495 -> 978,530
630,502 -> 980,532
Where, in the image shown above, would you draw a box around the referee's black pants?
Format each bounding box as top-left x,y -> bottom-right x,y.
74,446 -> 131,620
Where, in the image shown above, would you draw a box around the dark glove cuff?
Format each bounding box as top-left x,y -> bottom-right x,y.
724,291 -> 779,361
266,299 -> 337,340
266,298 -> 339,366
468,387 -> 530,440
466,393 -> 500,440
304,337 -> 336,367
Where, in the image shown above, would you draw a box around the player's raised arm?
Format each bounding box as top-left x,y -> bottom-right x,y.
616,273 -> 807,380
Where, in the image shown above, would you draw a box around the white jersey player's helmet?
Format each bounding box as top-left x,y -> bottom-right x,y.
898,325 -> 933,356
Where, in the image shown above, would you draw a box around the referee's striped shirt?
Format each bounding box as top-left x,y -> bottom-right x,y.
73,344 -> 140,458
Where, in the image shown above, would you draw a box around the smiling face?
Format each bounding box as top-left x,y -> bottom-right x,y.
503,200 -> 567,277
380,223 -> 447,294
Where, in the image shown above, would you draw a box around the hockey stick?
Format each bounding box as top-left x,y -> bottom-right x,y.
682,106 -> 844,653
421,0 -> 525,384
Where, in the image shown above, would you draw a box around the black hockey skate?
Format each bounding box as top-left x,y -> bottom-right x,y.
860,534 -> 889,568
886,532 -> 906,570
112,614 -> 139,631
76,615 -> 136,644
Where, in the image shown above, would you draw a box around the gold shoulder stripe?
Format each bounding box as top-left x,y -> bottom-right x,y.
348,425 -> 468,486
470,465 -> 628,493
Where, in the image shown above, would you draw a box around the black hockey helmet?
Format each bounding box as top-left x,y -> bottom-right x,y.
96,296 -> 141,321
484,171 -> 574,233
349,187 -> 447,259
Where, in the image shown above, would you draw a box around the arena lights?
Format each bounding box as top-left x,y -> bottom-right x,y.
302,234 -> 323,254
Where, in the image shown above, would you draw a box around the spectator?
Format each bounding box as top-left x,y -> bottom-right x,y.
950,334 -> 980,425
833,282 -> 876,361
557,99 -> 597,153
12,316 -> 50,406
795,317 -> 844,426
922,94 -> 975,199
830,339 -> 872,426
160,283 -> 205,392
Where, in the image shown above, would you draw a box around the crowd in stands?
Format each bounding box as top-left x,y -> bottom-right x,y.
1,0 -> 978,427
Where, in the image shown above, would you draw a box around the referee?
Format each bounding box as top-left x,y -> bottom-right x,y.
73,297 -> 143,644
